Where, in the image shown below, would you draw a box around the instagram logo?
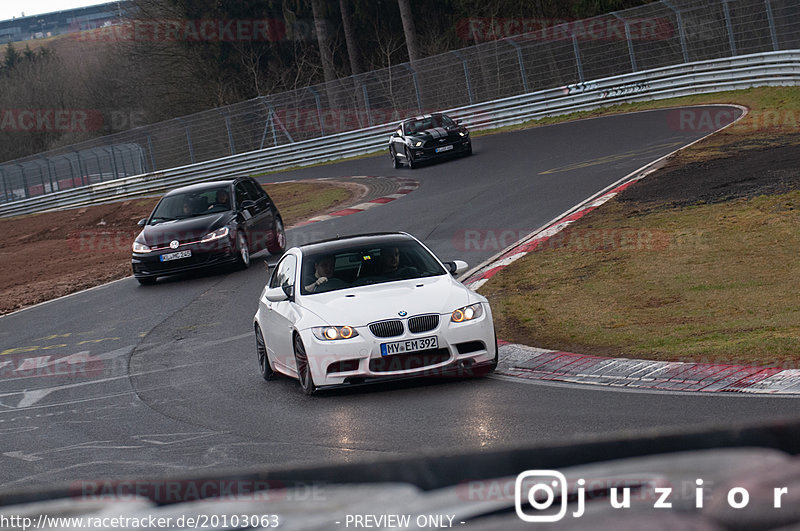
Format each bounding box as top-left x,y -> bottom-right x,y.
515,470 -> 568,522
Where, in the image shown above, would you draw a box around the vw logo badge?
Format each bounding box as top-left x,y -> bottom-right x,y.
169,240 -> 180,249
398,311 -> 407,317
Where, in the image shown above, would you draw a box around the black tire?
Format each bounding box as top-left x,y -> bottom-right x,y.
235,231 -> 250,269
465,143 -> 473,156
390,146 -> 400,169
136,276 -> 156,285
267,217 -> 286,255
255,324 -> 275,381
489,332 -> 499,372
405,146 -> 416,169
293,334 -> 316,395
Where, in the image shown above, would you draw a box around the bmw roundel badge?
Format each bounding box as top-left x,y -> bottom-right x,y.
398,311 -> 407,317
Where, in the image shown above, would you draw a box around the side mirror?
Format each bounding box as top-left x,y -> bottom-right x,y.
444,260 -> 469,276
137,218 -> 147,227
265,286 -> 288,302
240,199 -> 255,210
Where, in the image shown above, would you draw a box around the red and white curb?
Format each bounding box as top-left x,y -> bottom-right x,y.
291,176 -> 419,227
464,178 -> 640,290
497,343 -> 800,394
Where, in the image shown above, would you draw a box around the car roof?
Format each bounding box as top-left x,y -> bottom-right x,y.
298,232 -> 417,255
162,180 -> 237,197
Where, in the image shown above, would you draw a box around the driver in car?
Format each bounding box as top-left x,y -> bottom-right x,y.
305,255 -> 347,293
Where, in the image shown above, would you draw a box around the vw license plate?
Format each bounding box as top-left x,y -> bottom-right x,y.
381,336 -> 438,356
435,145 -> 453,153
160,250 -> 192,262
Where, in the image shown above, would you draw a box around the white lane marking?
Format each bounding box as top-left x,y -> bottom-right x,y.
3,440 -> 145,462
132,432 -> 217,445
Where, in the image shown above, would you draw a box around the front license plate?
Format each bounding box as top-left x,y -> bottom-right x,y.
160,250 -> 192,262
381,336 -> 438,356
435,145 -> 453,153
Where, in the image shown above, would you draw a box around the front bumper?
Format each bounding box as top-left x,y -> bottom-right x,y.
131,237 -> 238,279
300,305 -> 496,388
409,138 -> 471,162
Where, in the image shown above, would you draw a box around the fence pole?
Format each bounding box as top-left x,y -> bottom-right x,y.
307,87 -> 325,136
146,135 -> 157,172
74,151 -> 85,188
0,169 -> 9,202
451,50 -> 474,105
505,38 -> 530,93
177,119 -> 195,164
721,0 -> 738,56
18,164 -> 29,198
359,75 -> 373,126
613,13 -> 637,72
219,111 -> 236,155
661,0 -> 689,63
764,0 -> 779,51
401,64 -> 423,114
45,157 -> 56,191
572,34 -> 585,83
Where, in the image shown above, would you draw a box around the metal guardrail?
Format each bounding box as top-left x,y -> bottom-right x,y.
1,50 -> 798,218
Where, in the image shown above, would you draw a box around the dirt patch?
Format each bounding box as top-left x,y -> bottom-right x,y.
620,136 -> 800,210
0,181 -> 355,316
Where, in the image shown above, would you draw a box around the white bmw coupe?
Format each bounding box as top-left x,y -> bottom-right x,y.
253,232 -> 497,395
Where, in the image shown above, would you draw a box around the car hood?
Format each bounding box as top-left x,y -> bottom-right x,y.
138,212 -> 233,247
409,126 -> 465,143
299,275 -> 474,327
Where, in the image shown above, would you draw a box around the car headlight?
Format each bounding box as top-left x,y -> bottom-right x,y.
201,227 -> 229,243
459,131 -> 468,137
451,303 -> 483,323
132,241 -> 151,253
414,140 -> 423,147
312,326 -> 359,341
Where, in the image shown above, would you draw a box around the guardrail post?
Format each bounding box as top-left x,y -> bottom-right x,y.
177,118 -> 195,164
764,0 -> 779,51
612,13 -> 637,72
450,50 -> 474,105
721,0 -> 737,56
146,135 -> 157,172
93,151 -> 101,183
36,161 -> 46,194
505,38 -> 529,93
661,0 -> 689,64
401,64 -> 423,114
307,87 -> 325,136
572,34 -> 585,83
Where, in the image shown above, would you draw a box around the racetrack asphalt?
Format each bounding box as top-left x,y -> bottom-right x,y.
2,106 -> 798,490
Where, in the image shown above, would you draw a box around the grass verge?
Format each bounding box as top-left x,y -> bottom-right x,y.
0,181 -> 353,315
478,86 -> 800,367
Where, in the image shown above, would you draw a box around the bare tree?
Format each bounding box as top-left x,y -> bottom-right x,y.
339,0 -> 362,75
311,0 -> 336,84
397,0 -> 421,63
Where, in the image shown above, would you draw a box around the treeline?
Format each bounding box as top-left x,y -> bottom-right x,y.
0,0 -> 651,163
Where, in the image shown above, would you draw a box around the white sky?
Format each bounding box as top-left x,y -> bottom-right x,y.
0,1 -> 112,22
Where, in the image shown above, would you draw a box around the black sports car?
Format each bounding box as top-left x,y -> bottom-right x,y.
131,177 -> 285,285
388,112 -> 472,169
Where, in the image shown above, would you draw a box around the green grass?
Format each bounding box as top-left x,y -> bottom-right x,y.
264,181 -> 351,225
479,191 -> 800,367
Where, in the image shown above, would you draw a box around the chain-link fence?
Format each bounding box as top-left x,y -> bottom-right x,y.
2,0 -> 799,204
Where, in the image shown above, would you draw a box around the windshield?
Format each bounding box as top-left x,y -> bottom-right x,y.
149,187 -> 231,224
403,114 -> 454,135
300,241 -> 447,295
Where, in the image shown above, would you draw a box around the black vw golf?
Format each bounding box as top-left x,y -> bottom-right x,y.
388,112 -> 472,169
131,177 -> 285,285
